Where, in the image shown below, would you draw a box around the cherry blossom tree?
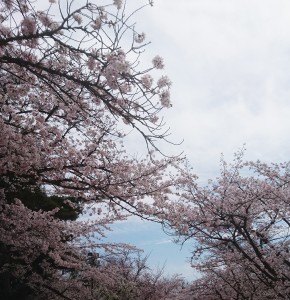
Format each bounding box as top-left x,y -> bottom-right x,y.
164,152 -> 290,299
90,251 -> 190,300
0,0 -> 190,298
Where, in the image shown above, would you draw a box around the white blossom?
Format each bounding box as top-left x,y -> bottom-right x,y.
134,32 -> 146,43
150,115 -> 159,124
157,75 -> 171,88
73,14 -> 82,25
38,12 -> 53,28
159,90 -> 171,108
21,17 -> 37,35
92,17 -> 102,30
141,74 -> 153,89
152,55 -> 164,69
113,0 -> 123,9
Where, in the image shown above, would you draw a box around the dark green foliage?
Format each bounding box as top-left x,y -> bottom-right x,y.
0,175 -> 83,299
1,174 -> 82,221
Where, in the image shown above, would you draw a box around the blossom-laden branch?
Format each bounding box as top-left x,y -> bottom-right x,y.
0,0 -> 193,298
0,0 -> 185,215
162,152 -> 290,299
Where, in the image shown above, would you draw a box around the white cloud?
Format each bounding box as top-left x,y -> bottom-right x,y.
155,239 -> 172,245
129,0 -> 290,181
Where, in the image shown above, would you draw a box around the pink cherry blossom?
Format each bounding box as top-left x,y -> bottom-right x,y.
160,90 -> 171,108
134,32 -> 146,43
152,55 -> 165,69
157,75 -> 172,88
163,151 -> 290,299
21,16 -> 37,35
141,74 -> 154,89
0,0 -> 193,298
113,0 -> 123,10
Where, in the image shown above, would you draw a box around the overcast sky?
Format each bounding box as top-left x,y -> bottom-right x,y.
106,0 -> 290,279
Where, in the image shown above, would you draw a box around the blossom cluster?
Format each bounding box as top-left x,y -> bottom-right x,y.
113,0 -> 123,10
152,55 -> 164,69
21,16 -> 37,35
141,74 -> 153,89
159,90 -> 171,108
134,32 -> 146,43
102,50 -> 130,90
